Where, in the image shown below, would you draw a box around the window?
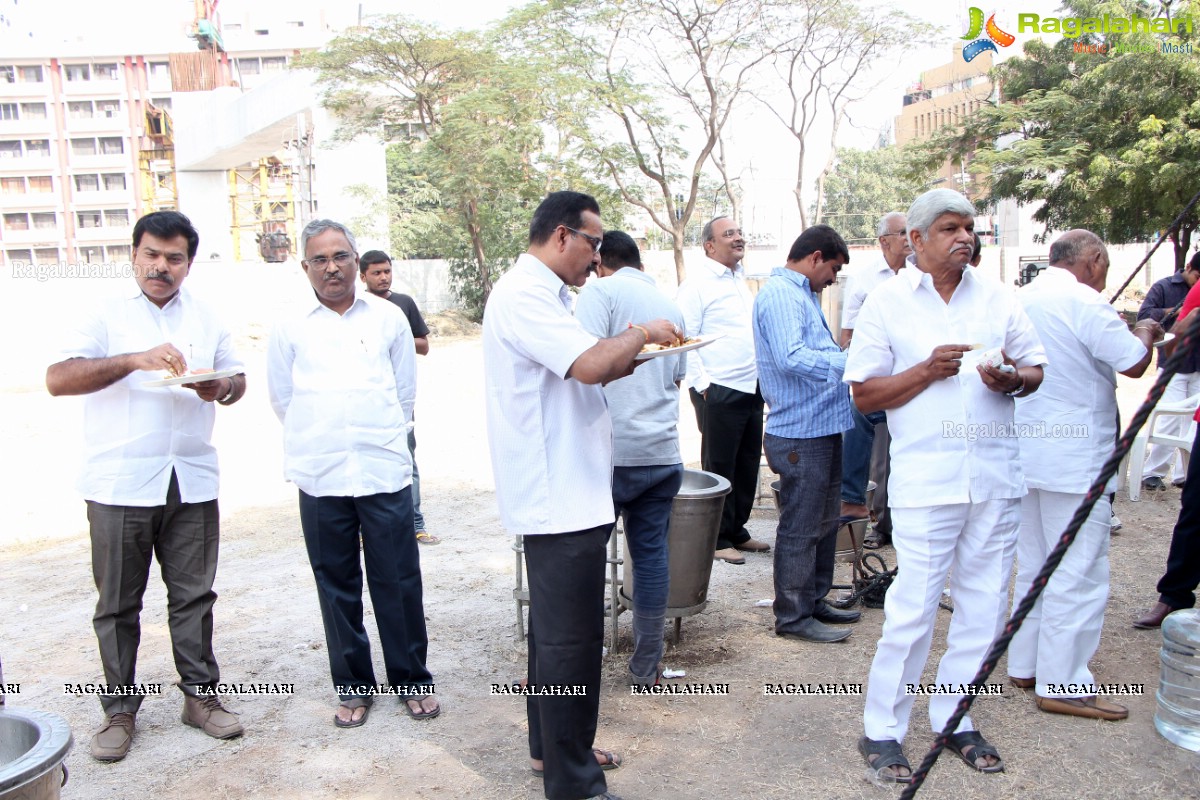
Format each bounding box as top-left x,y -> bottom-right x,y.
94,63 -> 119,80
34,248 -> 59,265
1,177 -> 24,194
0,141 -> 21,158
77,211 -> 103,228
70,138 -> 97,156
28,176 -> 52,192
6,249 -> 33,264
19,66 -> 43,83
103,209 -> 129,227
262,57 -> 287,72
287,20 -> 304,28
97,100 -> 121,118
149,62 -> 169,79
254,29 -> 269,36
103,173 -> 126,191
25,140 -> 49,157
68,101 -> 94,119
20,103 -> 47,120
79,245 -> 103,263
31,212 -> 56,230
74,174 -> 99,192
151,97 -> 172,110
0,66 -> 13,83
3,213 -> 29,231
99,137 -> 124,155
224,23 -> 241,31
236,58 -> 260,75
107,244 -> 131,262
64,64 -> 90,82
0,103 -> 17,120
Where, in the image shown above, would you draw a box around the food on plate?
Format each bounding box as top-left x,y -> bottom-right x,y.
640,337 -> 699,354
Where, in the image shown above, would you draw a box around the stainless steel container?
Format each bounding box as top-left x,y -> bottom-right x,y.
0,708 -> 72,800
619,468 -> 730,617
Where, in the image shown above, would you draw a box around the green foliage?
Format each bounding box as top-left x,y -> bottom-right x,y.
818,146 -> 933,244
929,0 -> 1200,269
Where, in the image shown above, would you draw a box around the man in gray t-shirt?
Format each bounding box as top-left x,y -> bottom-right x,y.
575,231 -> 686,685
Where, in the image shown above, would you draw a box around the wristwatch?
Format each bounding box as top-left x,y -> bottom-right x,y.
219,380 -> 236,404
1004,376 -> 1025,397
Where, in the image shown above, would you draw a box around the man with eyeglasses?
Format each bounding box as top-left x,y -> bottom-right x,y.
484,192 -> 679,800
838,212 -> 911,546
677,216 -> 771,564
268,219 -> 439,728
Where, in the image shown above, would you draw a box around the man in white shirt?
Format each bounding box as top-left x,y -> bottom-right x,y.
484,192 -> 678,800
46,211 -> 247,762
676,216 -> 771,564
268,219 -> 438,728
845,189 -> 1047,782
1009,230 -> 1159,720
838,212 -> 909,539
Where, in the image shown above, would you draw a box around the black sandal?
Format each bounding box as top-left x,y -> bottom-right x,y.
945,730 -> 1004,773
858,736 -> 912,784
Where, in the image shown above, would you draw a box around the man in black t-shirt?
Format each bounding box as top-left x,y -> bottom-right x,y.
360,250 -> 439,544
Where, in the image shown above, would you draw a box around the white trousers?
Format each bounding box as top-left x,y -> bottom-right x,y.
862,499 -> 1019,743
1007,489 -> 1110,697
1142,371 -> 1200,482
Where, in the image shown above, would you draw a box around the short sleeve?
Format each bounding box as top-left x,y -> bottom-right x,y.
844,290 -> 894,383
1079,297 -> 1147,373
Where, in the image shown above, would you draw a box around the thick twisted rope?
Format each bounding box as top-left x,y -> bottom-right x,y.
899,314 -> 1199,798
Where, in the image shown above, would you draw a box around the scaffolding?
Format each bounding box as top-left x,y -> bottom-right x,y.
228,158 -> 296,262
138,103 -> 177,213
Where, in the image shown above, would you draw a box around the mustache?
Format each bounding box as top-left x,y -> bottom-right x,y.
145,271 -> 175,284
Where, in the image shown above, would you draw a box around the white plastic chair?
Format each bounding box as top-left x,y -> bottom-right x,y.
1123,393 -> 1200,501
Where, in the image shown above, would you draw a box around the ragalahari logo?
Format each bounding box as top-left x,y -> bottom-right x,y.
961,7 -> 1016,62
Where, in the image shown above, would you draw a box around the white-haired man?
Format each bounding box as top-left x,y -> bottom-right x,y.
846,189 -> 1047,781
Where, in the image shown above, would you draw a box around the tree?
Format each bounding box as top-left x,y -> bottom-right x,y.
819,145 -> 932,244
754,0 -> 933,227
928,0 -> 1200,271
505,0 -> 795,283
297,16 -> 621,317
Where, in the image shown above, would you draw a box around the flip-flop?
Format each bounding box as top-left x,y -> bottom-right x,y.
402,694 -> 441,720
945,730 -> 1004,773
333,697 -> 372,728
416,531 -> 441,545
531,748 -> 622,777
858,736 -> 912,784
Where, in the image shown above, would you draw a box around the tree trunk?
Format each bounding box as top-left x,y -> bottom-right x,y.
466,199 -> 490,301
673,225 -> 687,285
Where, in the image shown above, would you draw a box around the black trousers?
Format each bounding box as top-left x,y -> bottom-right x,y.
87,470 -> 220,714
1158,424 -> 1200,609
524,527 -> 608,800
690,383 -> 764,550
298,487 -> 431,699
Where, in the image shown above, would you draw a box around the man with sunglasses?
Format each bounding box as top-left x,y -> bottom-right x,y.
677,216 -> 771,564
484,192 -> 679,800
268,219 -> 438,728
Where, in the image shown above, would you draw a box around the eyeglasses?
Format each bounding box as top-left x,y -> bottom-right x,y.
717,228 -> 744,239
305,251 -> 356,269
563,226 -> 603,253
880,232 -> 907,238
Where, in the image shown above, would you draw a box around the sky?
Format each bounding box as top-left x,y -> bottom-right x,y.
0,0 -> 1069,242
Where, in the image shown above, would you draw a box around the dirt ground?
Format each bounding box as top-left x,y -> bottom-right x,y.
2,263 -> 1199,799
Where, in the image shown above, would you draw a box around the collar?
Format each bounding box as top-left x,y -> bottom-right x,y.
612,266 -> 655,286
1042,265 -> 1099,296
305,285 -> 367,317
129,284 -> 186,311
517,252 -> 574,306
899,263 -> 978,294
772,266 -> 814,294
700,257 -> 742,279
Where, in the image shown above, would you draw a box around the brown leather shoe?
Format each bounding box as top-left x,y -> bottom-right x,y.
1036,695 -> 1128,721
713,547 -> 746,565
90,711 -> 135,762
734,537 -> 771,553
1132,601 -> 1176,629
182,694 -> 244,739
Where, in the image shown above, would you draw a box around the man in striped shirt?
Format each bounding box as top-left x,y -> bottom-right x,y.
753,225 -> 859,643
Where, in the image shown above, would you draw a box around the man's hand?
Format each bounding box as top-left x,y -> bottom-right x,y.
978,351 -> 1023,394
638,319 -> 684,347
131,343 -> 189,377
923,344 -> 972,382
184,376 -> 229,402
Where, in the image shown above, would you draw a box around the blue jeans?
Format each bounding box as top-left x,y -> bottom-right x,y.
609,463 -> 684,683
764,434 -> 841,633
841,408 -> 885,506
407,427 -> 425,532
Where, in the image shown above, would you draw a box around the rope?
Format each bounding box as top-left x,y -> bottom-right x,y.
1107,186 -> 1200,305
899,313 -> 1200,799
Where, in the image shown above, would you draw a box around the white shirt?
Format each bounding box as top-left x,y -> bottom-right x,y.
841,253 -> 899,331
59,287 -> 243,506
675,258 -> 757,394
267,291 -> 415,497
483,253 -> 615,535
845,265 -> 1048,508
1016,267 -> 1146,494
